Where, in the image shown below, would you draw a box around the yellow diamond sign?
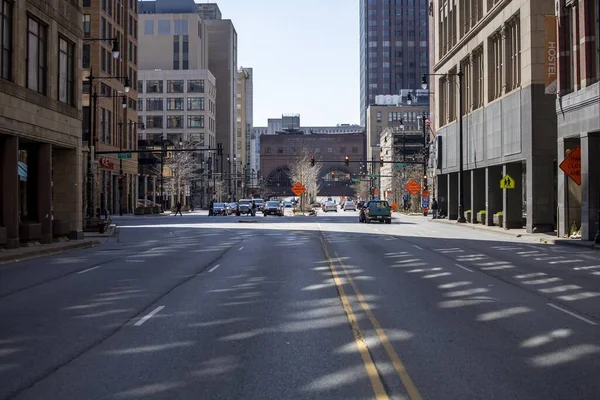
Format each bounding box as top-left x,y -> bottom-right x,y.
500,174 -> 515,189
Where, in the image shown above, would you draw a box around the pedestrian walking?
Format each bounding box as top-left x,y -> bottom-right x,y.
175,201 -> 183,216
431,198 -> 439,219
251,200 -> 257,216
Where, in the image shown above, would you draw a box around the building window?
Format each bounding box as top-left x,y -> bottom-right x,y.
187,115 -> 204,128
167,115 -> 183,128
166,98 -> 183,110
376,111 -> 382,122
505,16 -> 521,91
188,79 -> 204,93
138,99 -> 143,111
174,19 -> 188,35
144,19 -> 153,35
439,77 -> 447,124
146,80 -> 163,93
157,19 -> 170,35
472,47 -> 484,109
27,17 -> 47,94
146,115 -> 163,129
1,0 -> 13,80
167,80 -> 184,93
460,57 -> 470,115
58,37 -> 74,105
489,31 -> 503,101
187,97 -> 204,110
145,97 -> 163,111
82,44 -> 90,68
83,14 -> 90,38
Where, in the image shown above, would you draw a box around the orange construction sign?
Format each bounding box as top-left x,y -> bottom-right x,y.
559,146 -> 581,185
291,182 -> 306,196
406,179 -> 421,195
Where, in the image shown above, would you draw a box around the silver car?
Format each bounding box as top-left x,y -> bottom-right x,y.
343,201 -> 356,211
323,201 -> 338,212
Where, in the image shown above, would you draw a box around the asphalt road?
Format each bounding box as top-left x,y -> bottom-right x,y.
0,210 -> 599,399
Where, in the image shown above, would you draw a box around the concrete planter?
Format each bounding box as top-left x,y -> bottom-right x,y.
465,211 -> 472,223
19,223 -> 41,242
52,220 -> 70,237
477,212 -> 486,224
493,214 -> 503,227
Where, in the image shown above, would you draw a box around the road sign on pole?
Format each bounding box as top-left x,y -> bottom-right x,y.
405,179 -> 421,195
559,146 -> 582,185
118,152 -> 132,160
500,174 -> 515,189
291,182 -> 306,196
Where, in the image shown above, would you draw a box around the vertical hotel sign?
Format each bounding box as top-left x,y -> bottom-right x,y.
544,15 -> 558,94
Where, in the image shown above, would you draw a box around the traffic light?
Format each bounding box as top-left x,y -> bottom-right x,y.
423,174 -> 428,189
380,156 -> 384,167
344,156 -> 349,166
310,156 -> 315,166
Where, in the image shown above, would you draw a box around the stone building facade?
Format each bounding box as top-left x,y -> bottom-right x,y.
0,0 -> 84,248
430,0 -> 557,232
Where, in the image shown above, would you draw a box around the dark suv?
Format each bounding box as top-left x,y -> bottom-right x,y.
263,200 -> 284,216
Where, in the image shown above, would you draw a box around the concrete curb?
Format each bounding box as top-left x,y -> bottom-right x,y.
0,240 -> 102,265
428,218 -> 598,249
83,224 -> 117,238
428,218 -> 529,239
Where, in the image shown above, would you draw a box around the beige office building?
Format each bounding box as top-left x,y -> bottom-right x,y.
138,12 -> 209,71
236,67 -> 253,197
430,0 -> 557,231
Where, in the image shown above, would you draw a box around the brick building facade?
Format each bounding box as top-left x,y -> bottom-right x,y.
0,0 -> 84,248
83,0 -> 139,219
260,133 -> 365,197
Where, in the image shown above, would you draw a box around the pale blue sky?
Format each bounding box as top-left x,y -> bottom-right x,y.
199,0 -> 360,127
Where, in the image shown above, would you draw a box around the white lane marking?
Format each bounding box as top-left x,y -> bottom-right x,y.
134,306 -> 165,326
239,246 -> 244,251
547,303 -> 598,326
209,264 -> 221,273
413,245 -> 423,250
455,263 -> 473,272
77,266 -> 101,274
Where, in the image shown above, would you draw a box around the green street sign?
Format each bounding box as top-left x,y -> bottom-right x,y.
352,178 -> 360,183
369,174 -> 378,178
118,152 -> 132,160
395,163 -> 407,169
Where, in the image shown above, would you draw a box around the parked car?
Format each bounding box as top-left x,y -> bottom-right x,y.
223,203 -> 232,215
237,199 -> 253,216
263,200 -> 284,216
283,201 -> 293,208
343,201 -> 356,211
323,201 -> 338,212
212,202 -> 227,216
230,202 -> 239,213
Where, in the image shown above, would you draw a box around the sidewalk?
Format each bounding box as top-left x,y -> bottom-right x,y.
422,216 -> 597,249
0,239 -> 102,265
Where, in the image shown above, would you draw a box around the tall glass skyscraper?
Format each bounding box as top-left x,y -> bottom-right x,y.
359,0 -> 430,126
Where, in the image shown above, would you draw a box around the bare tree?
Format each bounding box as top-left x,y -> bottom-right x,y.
150,138 -> 202,204
212,177 -> 228,202
288,147 -> 322,210
391,164 -> 425,212
350,179 -> 370,199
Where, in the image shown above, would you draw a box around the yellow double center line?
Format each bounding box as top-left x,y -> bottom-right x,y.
320,236 -> 423,400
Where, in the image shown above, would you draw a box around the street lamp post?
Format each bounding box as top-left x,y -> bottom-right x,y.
83,38 -> 122,226
422,71 -> 466,223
